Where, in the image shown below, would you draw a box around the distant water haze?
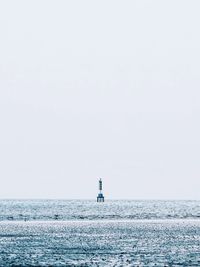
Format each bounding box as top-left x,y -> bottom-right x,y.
0,200 -> 199,221
0,0 -> 200,199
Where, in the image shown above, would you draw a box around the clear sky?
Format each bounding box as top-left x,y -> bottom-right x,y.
0,0 -> 199,199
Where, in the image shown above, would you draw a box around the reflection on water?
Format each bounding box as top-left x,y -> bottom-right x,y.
0,200 -> 200,266
0,199 -> 199,221
0,220 -> 200,266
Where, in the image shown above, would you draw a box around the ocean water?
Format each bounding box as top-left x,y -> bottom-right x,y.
0,200 -> 200,266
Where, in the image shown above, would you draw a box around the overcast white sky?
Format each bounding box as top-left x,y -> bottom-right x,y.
0,0 -> 199,199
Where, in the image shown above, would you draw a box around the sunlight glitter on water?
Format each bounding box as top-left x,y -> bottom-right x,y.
0,219 -> 200,266
0,200 -> 200,266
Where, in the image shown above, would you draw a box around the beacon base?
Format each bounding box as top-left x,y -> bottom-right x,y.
97,193 -> 104,202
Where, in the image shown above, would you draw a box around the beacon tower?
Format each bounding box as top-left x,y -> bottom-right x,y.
97,178 -> 105,202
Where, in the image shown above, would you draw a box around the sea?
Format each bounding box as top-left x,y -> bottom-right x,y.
0,200 -> 200,266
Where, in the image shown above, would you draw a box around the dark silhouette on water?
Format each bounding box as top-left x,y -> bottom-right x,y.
97,178 -> 105,202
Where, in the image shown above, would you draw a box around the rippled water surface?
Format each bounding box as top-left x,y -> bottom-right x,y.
0,200 -> 200,266
0,200 -> 199,221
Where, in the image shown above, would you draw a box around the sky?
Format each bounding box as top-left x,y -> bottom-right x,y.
0,0 -> 200,199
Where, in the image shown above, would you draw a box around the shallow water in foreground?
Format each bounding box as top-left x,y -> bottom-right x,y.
0,200 -> 200,266
0,220 -> 200,266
